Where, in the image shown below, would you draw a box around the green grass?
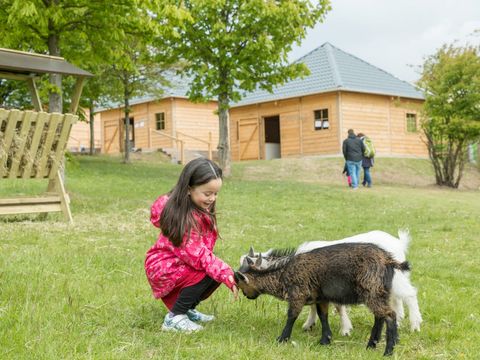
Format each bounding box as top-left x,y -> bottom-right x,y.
1,154 -> 479,359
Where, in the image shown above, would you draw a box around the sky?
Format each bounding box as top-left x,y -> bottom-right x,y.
289,0 -> 480,84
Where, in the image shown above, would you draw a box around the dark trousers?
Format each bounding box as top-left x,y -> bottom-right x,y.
171,276 -> 220,315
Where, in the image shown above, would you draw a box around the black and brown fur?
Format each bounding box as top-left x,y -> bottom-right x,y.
235,243 -> 410,356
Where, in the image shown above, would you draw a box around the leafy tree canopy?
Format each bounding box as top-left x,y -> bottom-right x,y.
417,44 -> 480,188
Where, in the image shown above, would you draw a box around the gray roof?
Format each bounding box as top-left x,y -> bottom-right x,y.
234,42 -> 424,107
95,71 -> 192,112
0,48 -> 92,77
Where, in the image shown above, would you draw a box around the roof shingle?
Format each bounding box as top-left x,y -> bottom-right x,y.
234,42 -> 424,107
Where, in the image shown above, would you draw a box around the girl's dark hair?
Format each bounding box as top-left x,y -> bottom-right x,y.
160,157 -> 222,247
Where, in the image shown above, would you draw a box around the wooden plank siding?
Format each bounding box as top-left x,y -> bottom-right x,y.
67,108 -> 102,152
229,93 -> 340,161
174,98 -> 219,151
98,98 -> 218,154
230,91 -> 426,161
340,92 -> 426,157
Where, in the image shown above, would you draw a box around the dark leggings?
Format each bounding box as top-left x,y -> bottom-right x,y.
171,276 -> 220,315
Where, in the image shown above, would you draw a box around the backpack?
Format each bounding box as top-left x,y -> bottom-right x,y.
363,137 -> 375,158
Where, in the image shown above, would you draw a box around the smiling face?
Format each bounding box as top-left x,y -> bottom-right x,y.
189,178 -> 223,211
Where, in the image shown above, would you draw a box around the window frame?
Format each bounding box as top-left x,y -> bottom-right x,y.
313,108 -> 330,131
406,112 -> 417,133
155,112 -> 165,131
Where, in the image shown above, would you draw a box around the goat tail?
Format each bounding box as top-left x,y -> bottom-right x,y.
395,261 -> 411,272
397,228 -> 411,253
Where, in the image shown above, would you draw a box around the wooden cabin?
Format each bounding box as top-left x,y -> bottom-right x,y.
229,43 -> 426,161
94,76 -> 218,158
67,108 -> 102,153
92,43 -> 425,162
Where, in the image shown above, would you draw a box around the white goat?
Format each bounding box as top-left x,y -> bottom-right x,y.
241,230 -> 422,335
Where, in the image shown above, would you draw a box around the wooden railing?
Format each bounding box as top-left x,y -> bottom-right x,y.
176,130 -> 213,161
68,135 -> 82,151
149,129 -> 185,165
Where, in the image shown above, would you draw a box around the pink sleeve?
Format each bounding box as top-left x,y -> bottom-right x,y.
150,195 -> 169,228
171,229 -> 235,289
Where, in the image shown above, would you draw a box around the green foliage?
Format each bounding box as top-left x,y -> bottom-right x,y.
0,155 -> 479,358
0,0 -> 152,112
158,0 -> 330,103
417,44 -> 480,188
153,0 -> 331,171
0,79 -> 33,109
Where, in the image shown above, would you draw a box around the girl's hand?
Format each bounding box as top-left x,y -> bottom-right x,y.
228,275 -> 239,301
232,284 -> 239,301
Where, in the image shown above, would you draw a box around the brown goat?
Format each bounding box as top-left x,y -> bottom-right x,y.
234,243 -> 410,356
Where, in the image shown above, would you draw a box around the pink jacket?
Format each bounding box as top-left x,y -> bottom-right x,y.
145,195 -> 235,299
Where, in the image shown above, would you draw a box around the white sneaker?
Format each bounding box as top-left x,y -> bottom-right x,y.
161,313 -> 203,332
187,309 -> 215,322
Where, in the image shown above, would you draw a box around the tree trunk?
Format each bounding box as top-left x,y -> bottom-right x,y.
48,30 -> 62,113
217,93 -> 231,176
89,105 -> 95,155
123,76 -> 130,163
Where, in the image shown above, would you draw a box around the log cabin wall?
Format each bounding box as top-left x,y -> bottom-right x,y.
230,91 -> 426,161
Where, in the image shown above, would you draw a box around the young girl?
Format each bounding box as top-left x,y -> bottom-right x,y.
342,162 -> 352,187
145,157 -> 238,333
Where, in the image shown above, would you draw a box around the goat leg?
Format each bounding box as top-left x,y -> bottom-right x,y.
383,312 -> 398,356
277,301 -> 302,343
302,304 -> 317,331
367,316 -> 384,349
316,302 -> 332,345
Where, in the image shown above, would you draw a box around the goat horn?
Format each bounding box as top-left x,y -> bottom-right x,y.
255,254 -> 263,267
248,246 -> 255,257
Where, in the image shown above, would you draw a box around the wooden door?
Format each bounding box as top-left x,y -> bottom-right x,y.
238,118 -> 260,160
103,119 -> 121,154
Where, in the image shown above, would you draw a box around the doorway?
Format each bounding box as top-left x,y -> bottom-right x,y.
264,115 -> 280,160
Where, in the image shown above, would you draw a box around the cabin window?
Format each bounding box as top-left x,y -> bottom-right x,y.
406,113 -> 417,132
314,109 -> 329,130
155,112 -> 165,130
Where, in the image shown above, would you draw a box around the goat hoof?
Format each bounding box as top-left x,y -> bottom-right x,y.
276,336 -> 289,343
383,349 -> 393,356
320,338 -> 331,345
366,341 -> 377,349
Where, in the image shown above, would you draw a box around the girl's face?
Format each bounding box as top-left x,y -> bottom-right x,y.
189,178 -> 222,211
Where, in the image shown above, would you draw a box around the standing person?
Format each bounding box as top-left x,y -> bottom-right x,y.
145,157 -> 238,333
357,132 -> 375,187
342,129 -> 365,190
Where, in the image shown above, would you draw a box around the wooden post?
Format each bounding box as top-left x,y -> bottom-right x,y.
26,77 -> 43,112
180,140 -> 185,165
69,77 -> 86,114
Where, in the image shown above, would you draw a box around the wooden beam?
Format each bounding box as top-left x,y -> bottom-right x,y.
26,77 -> 43,112
68,76 -> 85,114
0,196 -> 61,205
0,71 -> 31,81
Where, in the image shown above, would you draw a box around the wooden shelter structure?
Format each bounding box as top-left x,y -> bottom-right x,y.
0,48 -> 92,222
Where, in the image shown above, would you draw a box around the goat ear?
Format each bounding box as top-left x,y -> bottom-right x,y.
248,246 -> 255,257
246,257 -> 254,265
255,254 -> 263,267
235,271 -> 249,284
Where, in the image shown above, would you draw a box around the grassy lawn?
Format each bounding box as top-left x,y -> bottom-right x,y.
0,154 -> 479,359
